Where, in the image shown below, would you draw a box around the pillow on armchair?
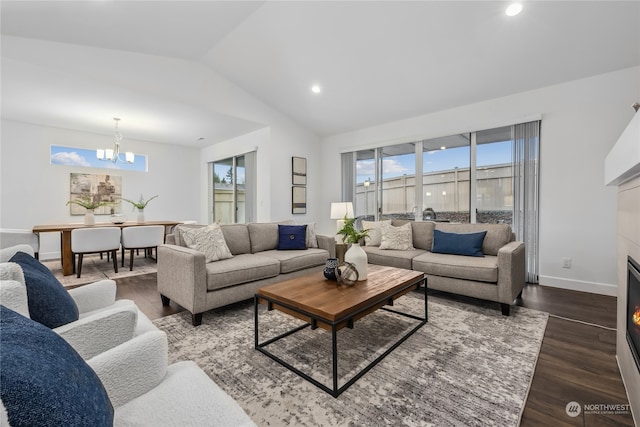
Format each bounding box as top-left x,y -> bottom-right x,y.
0,305 -> 113,426
9,251 -> 79,328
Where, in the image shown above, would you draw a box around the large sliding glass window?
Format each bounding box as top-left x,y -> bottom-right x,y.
346,120 -> 540,282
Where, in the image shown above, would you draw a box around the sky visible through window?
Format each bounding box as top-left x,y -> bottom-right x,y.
356,140 -> 511,183
50,145 -> 147,171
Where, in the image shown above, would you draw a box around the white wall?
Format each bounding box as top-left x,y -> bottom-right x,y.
0,120 -> 200,259
319,66 -> 640,295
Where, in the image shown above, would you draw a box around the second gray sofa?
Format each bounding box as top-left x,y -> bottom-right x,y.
362,220 -> 526,315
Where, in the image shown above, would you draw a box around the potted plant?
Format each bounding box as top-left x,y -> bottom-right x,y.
336,215 -> 370,280
67,196 -> 108,226
121,194 -> 158,223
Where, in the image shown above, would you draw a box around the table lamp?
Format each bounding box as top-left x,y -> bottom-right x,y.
330,202 -> 354,237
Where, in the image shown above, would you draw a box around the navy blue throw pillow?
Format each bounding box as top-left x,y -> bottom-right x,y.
432,229 -> 487,257
9,251 -> 79,328
278,225 -> 308,250
0,305 -> 114,427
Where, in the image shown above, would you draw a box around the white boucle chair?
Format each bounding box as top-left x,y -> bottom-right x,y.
88,330 -> 256,427
0,245 -> 157,359
0,229 -> 40,259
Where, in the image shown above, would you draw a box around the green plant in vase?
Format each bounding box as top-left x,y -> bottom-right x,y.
336,215 -> 369,244
67,195 -> 108,226
336,214 -> 370,280
121,194 -> 158,223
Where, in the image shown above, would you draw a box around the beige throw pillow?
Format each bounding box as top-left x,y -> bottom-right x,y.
362,220 -> 392,246
181,224 -> 233,263
380,222 -> 414,250
304,222 -> 319,248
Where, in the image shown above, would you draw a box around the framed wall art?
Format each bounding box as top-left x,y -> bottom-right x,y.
292,156 -> 307,185
69,173 -> 122,215
292,186 -> 307,214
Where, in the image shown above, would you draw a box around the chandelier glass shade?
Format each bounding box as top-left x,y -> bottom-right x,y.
97,118 -> 134,163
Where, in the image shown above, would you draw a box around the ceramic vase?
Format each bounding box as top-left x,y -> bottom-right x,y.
137,208 -> 145,223
323,258 -> 339,280
344,242 -> 367,280
84,209 -> 95,226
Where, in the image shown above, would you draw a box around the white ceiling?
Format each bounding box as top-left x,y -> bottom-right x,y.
1,1 -> 639,144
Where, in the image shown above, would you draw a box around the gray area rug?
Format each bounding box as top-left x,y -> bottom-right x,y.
43,253 -> 157,288
153,292 -> 548,427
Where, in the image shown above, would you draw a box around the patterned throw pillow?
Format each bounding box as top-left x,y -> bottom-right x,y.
181,224 -> 233,263
380,222 -> 415,251
362,220 -> 392,246
305,222 -> 319,248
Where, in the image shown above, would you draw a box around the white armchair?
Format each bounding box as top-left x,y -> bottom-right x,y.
88,330 -> 256,426
0,246 -> 157,359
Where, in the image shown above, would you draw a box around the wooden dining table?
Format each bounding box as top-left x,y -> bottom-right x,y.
33,220 -> 181,276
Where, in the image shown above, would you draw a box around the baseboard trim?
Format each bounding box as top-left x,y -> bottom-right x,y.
538,275 -> 617,296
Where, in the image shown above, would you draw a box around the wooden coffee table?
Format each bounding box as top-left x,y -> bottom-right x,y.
254,264 -> 426,397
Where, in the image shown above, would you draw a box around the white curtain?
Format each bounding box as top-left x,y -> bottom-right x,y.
512,121 -> 540,283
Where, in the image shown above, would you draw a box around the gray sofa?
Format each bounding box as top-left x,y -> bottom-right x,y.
362,220 -> 525,315
157,222 -> 333,326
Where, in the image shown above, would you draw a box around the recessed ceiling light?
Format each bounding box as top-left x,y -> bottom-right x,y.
311,85 -> 321,94
505,3 -> 523,16
440,146 -> 446,150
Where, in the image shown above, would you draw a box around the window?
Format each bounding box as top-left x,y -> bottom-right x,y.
345,120 -> 540,282
50,145 -> 147,172
209,152 -> 256,224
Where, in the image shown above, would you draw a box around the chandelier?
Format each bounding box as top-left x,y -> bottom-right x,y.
97,118 -> 134,163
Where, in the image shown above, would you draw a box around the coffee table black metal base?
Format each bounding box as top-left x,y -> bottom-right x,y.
254,277 -> 427,398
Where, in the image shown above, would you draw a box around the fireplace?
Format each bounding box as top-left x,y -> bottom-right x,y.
627,256 -> 640,372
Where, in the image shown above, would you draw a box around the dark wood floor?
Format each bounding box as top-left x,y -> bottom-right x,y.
115,274 -> 636,426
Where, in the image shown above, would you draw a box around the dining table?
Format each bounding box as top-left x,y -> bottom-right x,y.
32,220 -> 181,276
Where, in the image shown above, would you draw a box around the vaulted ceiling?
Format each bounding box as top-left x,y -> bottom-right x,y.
2,1 -> 638,145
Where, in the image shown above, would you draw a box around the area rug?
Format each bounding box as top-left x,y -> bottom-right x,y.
153,292 -> 548,427
42,254 -> 157,288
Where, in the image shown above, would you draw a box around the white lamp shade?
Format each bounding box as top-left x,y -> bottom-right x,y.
96,149 -> 105,160
105,149 -> 114,160
330,202 -> 354,219
125,152 -> 135,163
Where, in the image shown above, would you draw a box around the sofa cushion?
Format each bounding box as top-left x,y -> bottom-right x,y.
205,254 -> 280,291
259,248 -> 328,274
435,223 -> 513,256
277,225 -> 307,250
362,246 -> 426,270
220,224 -> 252,255
0,305 -> 113,427
247,221 -> 295,253
181,224 -> 233,263
9,251 -> 79,329
412,252 -> 498,283
409,221 -> 436,251
362,220 -> 391,246
380,222 -> 414,250
432,229 -> 487,257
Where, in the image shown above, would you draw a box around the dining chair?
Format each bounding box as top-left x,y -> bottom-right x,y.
120,226 -> 165,271
71,227 -> 121,278
0,229 -> 40,259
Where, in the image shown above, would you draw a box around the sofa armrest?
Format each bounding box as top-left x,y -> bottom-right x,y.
55,304 -> 137,360
316,235 -> 336,258
157,244 -> 207,314
165,233 -> 177,245
87,330 -> 168,408
497,241 -> 526,304
68,280 -> 117,314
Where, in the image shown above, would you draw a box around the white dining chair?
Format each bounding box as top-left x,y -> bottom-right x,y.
120,226 -> 165,271
0,229 -> 40,259
71,227 -> 121,278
